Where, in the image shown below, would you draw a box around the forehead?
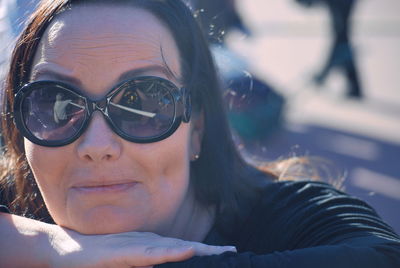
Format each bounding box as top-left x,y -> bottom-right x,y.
49,3 -> 170,42
31,4 -> 181,97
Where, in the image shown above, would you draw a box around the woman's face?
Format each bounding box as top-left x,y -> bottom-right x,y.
24,5 -> 202,235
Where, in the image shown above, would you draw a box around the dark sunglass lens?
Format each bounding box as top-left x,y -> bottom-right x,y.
21,85 -> 87,141
109,80 -> 175,139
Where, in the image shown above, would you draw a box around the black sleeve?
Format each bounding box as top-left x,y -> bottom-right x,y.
0,180 -> 11,214
0,188 -> 11,213
0,205 -> 10,213
155,181 -> 400,268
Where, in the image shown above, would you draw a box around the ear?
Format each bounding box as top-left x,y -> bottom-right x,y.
189,111 -> 204,161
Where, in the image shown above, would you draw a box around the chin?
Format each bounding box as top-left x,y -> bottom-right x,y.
64,206 -> 151,235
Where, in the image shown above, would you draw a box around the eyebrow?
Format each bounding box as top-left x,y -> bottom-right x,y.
118,65 -> 179,82
31,64 -> 180,89
31,68 -> 83,87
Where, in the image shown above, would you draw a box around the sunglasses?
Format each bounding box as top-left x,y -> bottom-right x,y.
13,76 -> 191,147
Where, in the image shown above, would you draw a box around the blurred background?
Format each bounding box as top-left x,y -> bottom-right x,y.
1,0 -> 399,233
191,0 -> 400,234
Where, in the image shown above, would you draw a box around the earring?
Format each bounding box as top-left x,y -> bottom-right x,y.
192,154 -> 200,161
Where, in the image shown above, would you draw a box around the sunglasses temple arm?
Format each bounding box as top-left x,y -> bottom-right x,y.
109,102 -> 156,118
68,101 -> 85,109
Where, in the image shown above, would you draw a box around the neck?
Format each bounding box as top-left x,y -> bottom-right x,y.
163,187 -> 216,242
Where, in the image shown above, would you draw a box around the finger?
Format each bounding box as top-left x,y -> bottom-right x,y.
128,245 -> 195,266
190,243 -> 237,256
159,245 -> 196,262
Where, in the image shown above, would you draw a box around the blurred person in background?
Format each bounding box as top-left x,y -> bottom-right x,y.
296,0 -> 362,98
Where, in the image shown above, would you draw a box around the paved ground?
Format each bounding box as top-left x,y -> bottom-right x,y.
228,0 -> 400,233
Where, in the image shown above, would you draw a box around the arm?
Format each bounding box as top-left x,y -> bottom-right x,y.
0,212 -> 236,267
0,212 -> 49,267
156,241 -> 400,268
155,181 -> 400,268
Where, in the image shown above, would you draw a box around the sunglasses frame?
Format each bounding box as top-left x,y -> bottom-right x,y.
13,76 -> 191,147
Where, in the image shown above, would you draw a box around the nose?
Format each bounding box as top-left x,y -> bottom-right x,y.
76,112 -> 122,162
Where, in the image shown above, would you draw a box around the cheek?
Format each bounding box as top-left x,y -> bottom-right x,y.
24,139 -> 70,205
135,126 -> 192,211
153,145 -> 190,194
24,139 -> 48,181
146,127 -> 191,186
24,139 -> 66,177
146,147 -> 191,229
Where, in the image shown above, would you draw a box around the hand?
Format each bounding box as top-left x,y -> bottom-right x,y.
47,225 -> 236,268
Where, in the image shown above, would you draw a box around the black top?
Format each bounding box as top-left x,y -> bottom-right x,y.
156,181 -> 400,268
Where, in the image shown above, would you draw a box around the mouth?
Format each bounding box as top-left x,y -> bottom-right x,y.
72,181 -> 138,193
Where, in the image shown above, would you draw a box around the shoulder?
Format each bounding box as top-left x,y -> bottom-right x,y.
259,180 -> 376,213
227,180 -> 400,253
260,180 -> 364,209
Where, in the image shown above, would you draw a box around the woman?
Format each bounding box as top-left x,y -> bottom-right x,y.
296,0 -> 362,98
0,0 -> 399,267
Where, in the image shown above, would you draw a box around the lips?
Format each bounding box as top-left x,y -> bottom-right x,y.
71,180 -> 138,193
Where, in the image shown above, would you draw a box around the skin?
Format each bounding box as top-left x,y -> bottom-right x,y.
0,212 -> 236,267
24,4 -> 213,242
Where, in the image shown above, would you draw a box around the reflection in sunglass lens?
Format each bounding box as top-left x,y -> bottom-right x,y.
109,80 -> 175,138
22,86 -> 87,141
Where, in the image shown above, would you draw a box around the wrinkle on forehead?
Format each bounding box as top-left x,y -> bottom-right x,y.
43,22 -> 170,62
31,5 -> 182,85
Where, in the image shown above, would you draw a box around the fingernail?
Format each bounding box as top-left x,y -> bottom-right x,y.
224,246 -> 237,252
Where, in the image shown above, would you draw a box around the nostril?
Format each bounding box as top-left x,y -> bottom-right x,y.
103,154 -> 112,161
79,149 -> 119,162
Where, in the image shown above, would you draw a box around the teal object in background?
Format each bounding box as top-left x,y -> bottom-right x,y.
212,45 -> 285,142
